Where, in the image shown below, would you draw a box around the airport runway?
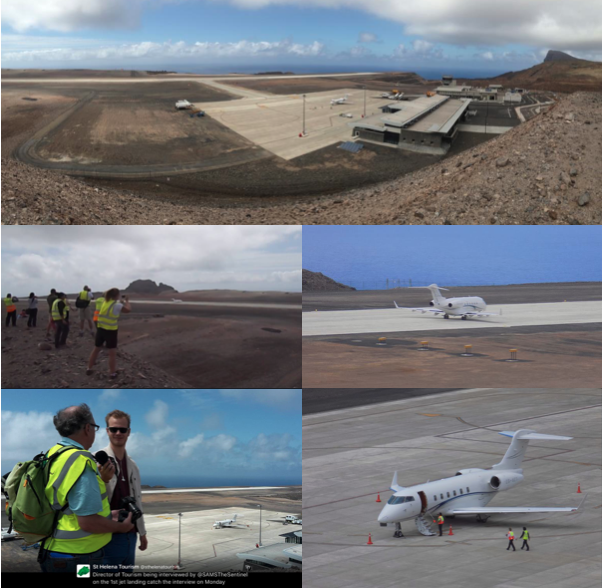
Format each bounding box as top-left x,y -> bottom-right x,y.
132,299 -> 301,310
303,388 -> 602,588
303,301 -> 602,337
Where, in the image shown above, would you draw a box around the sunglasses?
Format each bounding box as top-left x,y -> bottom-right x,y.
107,427 -> 129,434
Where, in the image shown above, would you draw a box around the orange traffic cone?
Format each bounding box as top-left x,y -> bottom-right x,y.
448,525 -> 454,536
367,534 -> 373,545
577,483 -> 582,493
376,494 -> 382,503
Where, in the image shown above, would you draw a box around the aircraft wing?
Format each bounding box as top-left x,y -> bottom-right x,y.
451,495 -> 586,515
393,302 -> 445,314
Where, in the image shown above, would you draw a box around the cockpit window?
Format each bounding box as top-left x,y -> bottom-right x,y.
387,495 -> 414,505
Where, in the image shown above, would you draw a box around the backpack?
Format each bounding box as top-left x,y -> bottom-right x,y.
2,446 -> 78,546
75,294 -> 90,309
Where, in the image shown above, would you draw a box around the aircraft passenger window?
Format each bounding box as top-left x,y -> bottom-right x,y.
453,491 -> 457,496
440,494 -> 444,500
459,489 -> 463,494
433,496 -> 437,501
447,492 -> 450,498
466,487 -> 470,492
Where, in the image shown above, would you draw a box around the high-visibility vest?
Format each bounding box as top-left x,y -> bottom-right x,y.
437,516 -> 444,524
93,297 -> 105,322
97,300 -> 120,331
43,443 -> 112,554
3,297 -> 16,313
508,531 -> 515,540
51,299 -> 64,321
522,530 -> 529,540
79,290 -> 90,301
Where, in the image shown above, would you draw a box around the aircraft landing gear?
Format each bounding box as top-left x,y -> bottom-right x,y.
393,522 -> 404,538
461,315 -> 467,320
443,314 -> 450,319
476,514 -> 490,523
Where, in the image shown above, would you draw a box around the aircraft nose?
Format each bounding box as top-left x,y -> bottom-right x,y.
377,506 -> 393,524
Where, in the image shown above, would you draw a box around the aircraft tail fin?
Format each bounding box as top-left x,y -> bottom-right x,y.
391,471 -> 405,492
393,301 -> 400,309
492,429 -> 572,471
425,284 -> 448,305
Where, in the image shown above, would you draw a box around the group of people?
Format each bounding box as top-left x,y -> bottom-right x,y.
34,403 -> 146,573
4,286 -> 131,379
436,514 -> 530,550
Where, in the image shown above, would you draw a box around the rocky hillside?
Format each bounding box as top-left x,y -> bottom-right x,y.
464,54 -> 602,93
1,324 -> 188,389
302,270 -> 355,292
123,280 -> 177,295
544,50 -> 580,63
2,92 -> 601,226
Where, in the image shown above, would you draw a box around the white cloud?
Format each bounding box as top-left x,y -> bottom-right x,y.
99,389 -> 122,405
1,226 -> 301,295
358,32 -> 378,43
481,51 -> 494,60
2,39 -> 326,63
145,400 -> 169,428
1,410 -> 58,464
178,433 -> 205,458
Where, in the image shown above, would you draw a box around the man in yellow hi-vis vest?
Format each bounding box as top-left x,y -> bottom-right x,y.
39,403 -> 134,573
520,527 -> 530,551
87,288 -> 131,379
51,293 -> 70,349
4,293 -> 17,327
506,528 -> 516,551
437,513 -> 444,536
93,296 -> 106,330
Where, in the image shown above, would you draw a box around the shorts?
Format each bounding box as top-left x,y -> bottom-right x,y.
78,306 -> 92,321
95,328 -> 118,349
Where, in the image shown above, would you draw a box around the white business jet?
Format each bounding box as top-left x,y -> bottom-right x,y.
394,284 -> 498,320
331,94 -> 349,105
213,514 -> 245,529
377,429 -> 586,537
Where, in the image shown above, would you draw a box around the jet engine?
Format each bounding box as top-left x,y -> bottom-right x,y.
429,300 -> 435,306
455,468 -> 485,476
489,472 -> 524,491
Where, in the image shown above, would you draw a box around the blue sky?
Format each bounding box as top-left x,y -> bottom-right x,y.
2,1 -> 601,77
1,389 -> 302,486
1,226 -> 301,295
303,226 -> 602,289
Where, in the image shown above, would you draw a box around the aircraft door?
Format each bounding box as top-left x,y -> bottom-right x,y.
417,491 -> 428,514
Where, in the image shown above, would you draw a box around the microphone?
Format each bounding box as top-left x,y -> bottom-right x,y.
95,450 -> 109,465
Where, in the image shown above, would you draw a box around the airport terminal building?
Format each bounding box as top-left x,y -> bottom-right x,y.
352,94 -> 471,154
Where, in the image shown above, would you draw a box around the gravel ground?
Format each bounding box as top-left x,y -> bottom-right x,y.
2,92 -> 601,225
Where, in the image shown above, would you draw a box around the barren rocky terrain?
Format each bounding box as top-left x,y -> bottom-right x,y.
302,269 -> 355,292
2,92 -> 601,225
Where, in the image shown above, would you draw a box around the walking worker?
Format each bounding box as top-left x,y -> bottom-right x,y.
93,294 -> 106,330
46,288 -> 58,338
520,527 -> 530,551
27,293 -> 39,328
38,403 -> 134,573
76,286 -> 95,338
506,528 -> 516,551
4,293 -> 17,327
437,512 -> 445,536
87,288 -> 131,379
51,292 -> 71,349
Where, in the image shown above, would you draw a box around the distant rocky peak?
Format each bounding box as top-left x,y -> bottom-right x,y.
544,50 -> 579,63
123,279 -> 177,294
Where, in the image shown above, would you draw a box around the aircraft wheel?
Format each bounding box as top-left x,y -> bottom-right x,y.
443,315 -> 449,319
461,316 -> 467,320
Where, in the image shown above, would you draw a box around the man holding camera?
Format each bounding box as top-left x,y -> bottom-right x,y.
39,404 -> 134,573
98,410 -> 147,572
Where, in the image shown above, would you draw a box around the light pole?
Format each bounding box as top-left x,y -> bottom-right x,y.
257,504 -> 263,547
363,86 -> 366,118
174,513 -> 184,570
302,94 -> 306,136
